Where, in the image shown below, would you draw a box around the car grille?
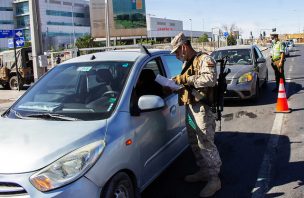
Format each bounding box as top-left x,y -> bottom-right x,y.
225,90 -> 240,98
241,91 -> 251,97
0,182 -> 28,196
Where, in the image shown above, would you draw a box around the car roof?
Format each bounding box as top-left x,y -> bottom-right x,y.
215,45 -> 254,51
63,49 -> 171,64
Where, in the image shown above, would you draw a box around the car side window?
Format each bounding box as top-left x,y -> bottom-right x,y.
255,47 -> 264,59
253,48 -> 261,62
135,58 -> 166,99
162,55 -> 183,78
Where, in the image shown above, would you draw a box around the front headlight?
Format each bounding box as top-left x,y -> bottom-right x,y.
30,140 -> 105,192
238,72 -> 253,83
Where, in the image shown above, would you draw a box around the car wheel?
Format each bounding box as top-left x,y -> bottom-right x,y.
101,172 -> 135,198
9,76 -> 23,90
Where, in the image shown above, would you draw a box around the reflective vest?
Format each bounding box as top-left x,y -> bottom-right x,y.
271,41 -> 285,61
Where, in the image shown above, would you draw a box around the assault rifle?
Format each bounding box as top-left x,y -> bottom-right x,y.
214,56 -> 230,130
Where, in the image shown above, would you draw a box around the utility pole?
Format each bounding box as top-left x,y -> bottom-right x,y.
105,0 -> 110,47
71,0 -> 76,47
29,0 -> 44,81
13,34 -> 20,91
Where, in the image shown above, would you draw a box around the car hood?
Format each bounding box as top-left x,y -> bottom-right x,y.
0,118 -> 107,173
217,64 -> 254,79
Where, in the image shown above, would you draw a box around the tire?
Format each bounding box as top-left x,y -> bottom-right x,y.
101,172 -> 135,198
9,76 -> 23,90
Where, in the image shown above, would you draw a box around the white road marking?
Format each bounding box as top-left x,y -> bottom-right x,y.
251,113 -> 284,197
251,58 -> 295,197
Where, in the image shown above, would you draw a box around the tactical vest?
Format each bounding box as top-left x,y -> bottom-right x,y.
178,54 -> 215,106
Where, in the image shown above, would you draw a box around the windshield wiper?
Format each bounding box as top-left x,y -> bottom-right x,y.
25,113 -> 81,121
11,109 -> 80,121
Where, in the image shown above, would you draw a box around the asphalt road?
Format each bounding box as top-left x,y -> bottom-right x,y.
142,45 -> 304,198
0,45 -> 303,198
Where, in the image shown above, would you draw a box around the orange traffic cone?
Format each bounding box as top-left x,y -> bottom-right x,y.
275,78 -> 291,113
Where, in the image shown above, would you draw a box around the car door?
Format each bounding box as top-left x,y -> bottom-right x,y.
131,56 -> 184,186
161,54 -> 187,145
253,47 -> 267,85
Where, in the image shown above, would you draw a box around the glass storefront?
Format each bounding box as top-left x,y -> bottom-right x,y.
0,20 -> 14,25
15,2 -> 29,15
16,15 -> 30,28
0,7 -> 13,11
46,10 -> 85,18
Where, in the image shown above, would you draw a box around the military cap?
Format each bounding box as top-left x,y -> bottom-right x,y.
171,32 -> 187,54
270,32 -> 278,37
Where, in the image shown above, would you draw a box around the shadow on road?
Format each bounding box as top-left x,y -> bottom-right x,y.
286,54 -> 301,58
287,81 -> 303,99
266,135 -> 304,197
142,132 -> 302,198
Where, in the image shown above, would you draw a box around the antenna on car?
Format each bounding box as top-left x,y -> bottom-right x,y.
139,44 -> 151,57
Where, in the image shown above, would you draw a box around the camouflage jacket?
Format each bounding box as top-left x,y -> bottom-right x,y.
178,52 -> 217,106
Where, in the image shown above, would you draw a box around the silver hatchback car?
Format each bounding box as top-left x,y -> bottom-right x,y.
211,45 -> 268,100
0,48 -> 188,197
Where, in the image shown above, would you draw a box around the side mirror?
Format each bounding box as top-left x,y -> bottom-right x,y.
257,57 -> 266,64
138,95 -> 165,112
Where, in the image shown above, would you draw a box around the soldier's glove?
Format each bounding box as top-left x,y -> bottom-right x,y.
173,73 -> 189,85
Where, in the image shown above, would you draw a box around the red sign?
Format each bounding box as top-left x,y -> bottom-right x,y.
157,27 -> 174,31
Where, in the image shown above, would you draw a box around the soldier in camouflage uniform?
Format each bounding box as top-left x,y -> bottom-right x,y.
170,32 -> 222,197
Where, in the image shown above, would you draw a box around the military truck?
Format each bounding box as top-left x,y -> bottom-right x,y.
0,47 -> 33,90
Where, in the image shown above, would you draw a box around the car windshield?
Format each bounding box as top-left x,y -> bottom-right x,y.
211,49 -> 253,65
7,61 -> 134,121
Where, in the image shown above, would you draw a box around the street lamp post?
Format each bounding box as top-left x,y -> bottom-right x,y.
29,0 -> 44,81
105,0 -> 110,47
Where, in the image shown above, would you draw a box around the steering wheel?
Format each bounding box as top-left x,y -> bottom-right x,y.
102,90 -> 118,97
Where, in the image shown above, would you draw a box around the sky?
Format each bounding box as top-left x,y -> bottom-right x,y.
145,0 -> 304,38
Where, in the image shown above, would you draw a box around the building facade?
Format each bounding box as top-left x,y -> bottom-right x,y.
0,1 -> 15,51
94,16 -> 212,44
0,0 -> 90,51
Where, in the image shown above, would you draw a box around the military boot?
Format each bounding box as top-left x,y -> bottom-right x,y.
184,170 -> 209,183
199,176 -> 221,197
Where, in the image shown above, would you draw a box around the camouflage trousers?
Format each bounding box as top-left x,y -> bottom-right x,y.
186,103 -> 222,177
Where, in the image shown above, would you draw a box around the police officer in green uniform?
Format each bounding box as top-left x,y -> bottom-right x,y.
270,33 -> 285,92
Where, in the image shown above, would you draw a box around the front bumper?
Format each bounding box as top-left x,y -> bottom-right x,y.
224,79 -> 255,99
0,172 -> 101,198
